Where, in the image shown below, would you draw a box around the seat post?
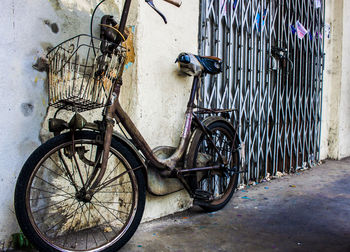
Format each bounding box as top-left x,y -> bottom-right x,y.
187,75 -> 201,110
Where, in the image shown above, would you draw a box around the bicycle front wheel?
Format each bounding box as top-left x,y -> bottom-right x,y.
15,131 -> 145,252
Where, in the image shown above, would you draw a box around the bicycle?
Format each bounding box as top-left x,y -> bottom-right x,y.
14,0 -> 245,251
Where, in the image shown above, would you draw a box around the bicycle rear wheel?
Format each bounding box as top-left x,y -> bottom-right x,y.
186,119 -> 240,212
15,131 -> 145,252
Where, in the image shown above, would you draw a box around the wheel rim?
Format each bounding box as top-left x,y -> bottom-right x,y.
25,138 -> 138,251
194,126 -> 239,205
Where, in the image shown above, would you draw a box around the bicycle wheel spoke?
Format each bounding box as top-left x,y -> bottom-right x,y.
92,202 -> 131,217
94,167 -> 137,193
30,193 -> 71,201
43,162 -> 72,184
77,203 -> 92,250
34,175 -> 75,197
74,202 -> 84,246
42,165 -> 71,184
31,187 -> 70,197
32,196 -> 75,214
101,181 -> 131,190
91,196 -> 125,226
58,150 -> 79,191
44,199 -> 79,234
49,155 -> 65,172
62,202 -> 82,248
87,203 -> 99,247
97,191 -> 133,194
80,144 -> 89,185
96,201 -> 132,205
85,143 -> 95,183
89,203 -> 116,241
100,159 -> 121,186
85,150 -> 103,189
73,152 -> 86,188
89,207 -> 121,242
85,205 -> 90,250
35,199 -> 78,227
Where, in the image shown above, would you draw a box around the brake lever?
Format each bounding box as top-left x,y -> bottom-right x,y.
145,0 -> 167,24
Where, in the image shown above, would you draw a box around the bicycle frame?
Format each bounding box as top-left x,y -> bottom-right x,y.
88,75 -> 199,192
87,0 -> 233,195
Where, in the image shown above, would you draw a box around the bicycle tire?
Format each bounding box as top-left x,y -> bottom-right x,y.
15,131 -> 146,252
186,118 -> 240,212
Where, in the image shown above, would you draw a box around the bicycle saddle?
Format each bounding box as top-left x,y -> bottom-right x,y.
176,53 -> 222,76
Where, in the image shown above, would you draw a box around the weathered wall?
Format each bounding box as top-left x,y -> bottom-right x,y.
131,0 -> 199,221
0,0 -> 72,245
0,0 -> 199,247
338,0 -> 350,159
321,0 -> 350,160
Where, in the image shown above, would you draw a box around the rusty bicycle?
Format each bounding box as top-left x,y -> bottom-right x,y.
14,0 -> 244,251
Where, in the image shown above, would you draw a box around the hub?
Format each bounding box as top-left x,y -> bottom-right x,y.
75,188 -> 92,203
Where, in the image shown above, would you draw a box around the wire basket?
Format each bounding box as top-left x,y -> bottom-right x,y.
47,34 -> 126,112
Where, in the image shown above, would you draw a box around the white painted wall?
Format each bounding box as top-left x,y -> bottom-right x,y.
321,0 -> 350,160
0,0 -> 199,247
338,0 -> 350,159
0,0 -> 63,246
132,0 -> 199,221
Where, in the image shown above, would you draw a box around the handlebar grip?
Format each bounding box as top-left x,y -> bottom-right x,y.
163,0 -> 182,7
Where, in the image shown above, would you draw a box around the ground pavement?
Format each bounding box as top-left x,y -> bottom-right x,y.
121,158 -> 350,252
8,158 -> 350,252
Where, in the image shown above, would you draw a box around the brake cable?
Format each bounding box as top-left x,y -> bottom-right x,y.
90,0 -> 107,56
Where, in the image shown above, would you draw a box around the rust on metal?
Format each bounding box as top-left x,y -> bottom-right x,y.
179,165 -> 221,173
122,26 -> 135,65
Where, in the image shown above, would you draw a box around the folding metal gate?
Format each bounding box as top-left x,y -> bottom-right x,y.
199,0 -> 325,181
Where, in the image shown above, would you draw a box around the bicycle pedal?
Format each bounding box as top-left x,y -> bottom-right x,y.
194,189 -> 212,200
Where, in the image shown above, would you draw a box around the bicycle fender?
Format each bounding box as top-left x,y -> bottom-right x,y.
184,116 -> 244,169
199,116 -> 242,144
201,116 -> 245,171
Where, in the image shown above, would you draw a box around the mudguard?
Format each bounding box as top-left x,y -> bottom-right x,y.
184,116 -> 244,169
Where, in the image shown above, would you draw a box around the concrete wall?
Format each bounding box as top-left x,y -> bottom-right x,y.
133,0 -> 198,221
338,0 -> 350,159
1,0 -> 348,247
321,0 -> 350,160
0,0 -> 199,247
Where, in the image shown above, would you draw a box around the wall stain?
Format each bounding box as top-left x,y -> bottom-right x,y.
44,20 -> 59,34
12,0 -> 15,30
40,42 -> 54,51
18,138 -> 38,156
20,103 -> 34,117
48,0 -> 61,10
50,23 -> 59,33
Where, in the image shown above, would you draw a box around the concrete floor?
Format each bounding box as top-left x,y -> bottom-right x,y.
121,158 -> 350,252
8,158 -> 350,252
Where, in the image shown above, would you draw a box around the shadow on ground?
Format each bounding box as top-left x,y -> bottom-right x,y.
7,159 -> 350,252
121,158 -> 350,252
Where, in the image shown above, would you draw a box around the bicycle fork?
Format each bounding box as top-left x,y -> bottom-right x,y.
84,83 -> 122,194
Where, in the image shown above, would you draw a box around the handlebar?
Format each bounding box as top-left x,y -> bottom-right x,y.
95,0 -> 182,51
163,0 -> 182,7
146,0 -> 182,24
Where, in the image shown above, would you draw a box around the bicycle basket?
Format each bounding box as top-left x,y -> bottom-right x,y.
47,34 -> 126,112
